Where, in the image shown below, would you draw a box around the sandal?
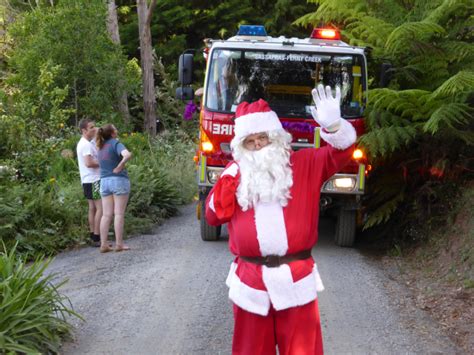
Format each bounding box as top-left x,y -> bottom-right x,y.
114,245 -> 130,252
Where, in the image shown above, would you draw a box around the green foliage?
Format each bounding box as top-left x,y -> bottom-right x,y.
0,181 -> 85,257
0,128 -> 196,257
298,0 -> 474,237
7,0 -> 139,124
122,131 -> 197,234
117,0 -> 312,80
0,243 -> 82,353
154,58 -> 187,130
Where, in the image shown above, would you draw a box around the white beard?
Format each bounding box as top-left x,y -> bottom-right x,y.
236,142 -> 293,211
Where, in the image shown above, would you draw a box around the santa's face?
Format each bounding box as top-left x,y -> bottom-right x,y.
242,132 -> 270,151
235,131 -> 293,211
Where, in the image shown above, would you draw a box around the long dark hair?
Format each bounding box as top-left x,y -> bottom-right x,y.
96,124 -> 116,150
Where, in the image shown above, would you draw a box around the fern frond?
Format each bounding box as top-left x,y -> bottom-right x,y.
441,40 -> 474,64
447,128 -> 474,145
344,16 -> 395,48
369,88 -> 432,120
423,0 -> 473,25
432,70 -> 474,98
359,125 -> 418,157
365,109 -> 412,130
294,1 -> 352,26
423,103 -> 472,134
386,21 -> 445,55
363,192 -> 405,229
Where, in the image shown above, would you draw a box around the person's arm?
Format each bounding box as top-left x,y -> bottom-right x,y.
205,162 -> 239,226
84,154 -> 99,168
309,84 -> 357,180
113,149 -> 132,174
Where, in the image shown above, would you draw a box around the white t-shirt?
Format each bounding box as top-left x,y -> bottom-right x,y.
76,137 -> 100,183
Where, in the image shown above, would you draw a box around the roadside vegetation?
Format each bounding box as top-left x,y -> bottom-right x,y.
0,243 -> 82,353
297,1 -> 472,347
0,0 -> 472,352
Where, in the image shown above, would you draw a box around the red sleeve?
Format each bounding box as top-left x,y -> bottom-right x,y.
293,144 -> 354,182
318,144 -> 355,182
205,163 -> 240,226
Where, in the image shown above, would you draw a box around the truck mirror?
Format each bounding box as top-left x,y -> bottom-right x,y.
178,53 -> 194,85
176,87 -> 195,101
379,62 -> 393,88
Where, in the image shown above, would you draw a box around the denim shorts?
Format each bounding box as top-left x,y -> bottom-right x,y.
100,177 -> 130,197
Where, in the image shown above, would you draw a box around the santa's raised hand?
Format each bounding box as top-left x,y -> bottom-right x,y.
310,84 -> 342,133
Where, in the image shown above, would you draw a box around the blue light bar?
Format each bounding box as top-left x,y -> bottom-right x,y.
237,25 -> 267,37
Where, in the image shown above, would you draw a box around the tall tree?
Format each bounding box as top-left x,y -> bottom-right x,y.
137,0 -> 157,136
107,0 -> 130,125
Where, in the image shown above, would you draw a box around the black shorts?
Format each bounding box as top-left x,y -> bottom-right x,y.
82,181 -> 101,200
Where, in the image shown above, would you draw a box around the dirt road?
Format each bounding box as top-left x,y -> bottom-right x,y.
48,205 -> 460,354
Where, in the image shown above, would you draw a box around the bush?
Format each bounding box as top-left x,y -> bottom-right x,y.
0,243 -> 82,353
0,181 -> 86,258
121,130 -> 197,234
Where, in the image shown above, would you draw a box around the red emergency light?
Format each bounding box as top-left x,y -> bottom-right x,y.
311,28 -> 340,40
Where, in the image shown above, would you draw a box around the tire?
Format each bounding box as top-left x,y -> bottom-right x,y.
335,208 -> 356,247
200,200 -> 221,241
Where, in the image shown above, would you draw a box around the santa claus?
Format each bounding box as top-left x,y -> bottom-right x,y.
205,84 -> 357,355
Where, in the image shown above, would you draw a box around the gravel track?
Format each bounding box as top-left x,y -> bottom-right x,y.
47,204 -> 460,354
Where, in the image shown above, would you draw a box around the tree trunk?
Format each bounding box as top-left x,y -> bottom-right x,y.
106,0 -> 130,125
137,0 -> 157,136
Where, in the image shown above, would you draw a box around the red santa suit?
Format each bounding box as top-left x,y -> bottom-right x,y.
205,98 -> 357,355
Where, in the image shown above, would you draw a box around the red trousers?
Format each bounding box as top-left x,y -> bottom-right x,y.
232,300 -> 324,355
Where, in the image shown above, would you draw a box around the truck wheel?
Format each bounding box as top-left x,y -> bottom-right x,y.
200,200 -> 221,241
335,208 -> 356,247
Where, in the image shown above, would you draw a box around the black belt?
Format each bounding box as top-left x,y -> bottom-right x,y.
240,249 -> 312,268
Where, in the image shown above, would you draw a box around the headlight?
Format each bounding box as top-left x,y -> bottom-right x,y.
207,170 -> 221,184
324,177 -> 356,192
334,178 -> 355,188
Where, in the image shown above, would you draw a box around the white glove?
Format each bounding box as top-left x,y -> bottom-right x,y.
310,84 -> 342,132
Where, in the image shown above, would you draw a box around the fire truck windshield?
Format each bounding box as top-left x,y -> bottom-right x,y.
205,49 -> 366,119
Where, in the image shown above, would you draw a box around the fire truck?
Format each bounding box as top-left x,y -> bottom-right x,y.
177,25 -> 370,247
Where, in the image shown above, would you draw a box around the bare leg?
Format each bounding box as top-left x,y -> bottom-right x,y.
100,195 -> 114,251
113,194 -> 129,250
87,200 -> 96,233
93,199 -> 103,235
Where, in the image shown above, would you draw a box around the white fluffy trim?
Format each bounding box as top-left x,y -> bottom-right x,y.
208,193 -> 215,212
254,202 -> 288,256
320,119 -> 357,150
262,263 -> 324,311
226,262 -> 324,315
226,262 -> 271,316
234,111 -> 282,141
221,163 -> 239,178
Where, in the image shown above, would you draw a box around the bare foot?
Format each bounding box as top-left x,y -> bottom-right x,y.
100,245 -> 113,253
114,245 -> 130,252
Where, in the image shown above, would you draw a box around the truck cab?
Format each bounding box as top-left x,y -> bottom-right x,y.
178,25 -> 369,246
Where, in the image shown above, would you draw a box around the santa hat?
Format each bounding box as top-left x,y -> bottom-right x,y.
233,99 -> 282,141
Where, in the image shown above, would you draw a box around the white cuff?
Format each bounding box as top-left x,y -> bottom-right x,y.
221,163 -> 238,178
320,119 -> 356,150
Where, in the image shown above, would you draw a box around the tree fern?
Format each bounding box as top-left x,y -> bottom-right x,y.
423,0 -> 472,24
359,125 -> 418,157
423,103 -> 472,134
363,191 -> 405,229
441,41 -> 474,65
385,21 -> 445,55
432,70 -> 474,98
296,1 -> 473,232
